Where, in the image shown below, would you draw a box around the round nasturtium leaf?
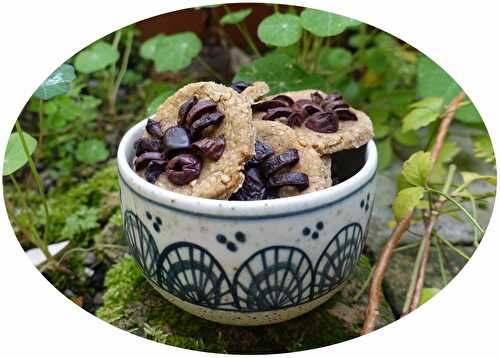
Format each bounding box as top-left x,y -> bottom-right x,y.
3,132 -> 38,176
153,32 -> 202,72
33,64 -> 76,100
74,41 -> 120,74
417,54 -> 482,124
317,47 -> 353,71
139,34 -> 167,60
75,139 -> 109,165
234,53 -> 327,95
220,8 -> 252,25
257,13 -> 302,47
300,8 -> 360,37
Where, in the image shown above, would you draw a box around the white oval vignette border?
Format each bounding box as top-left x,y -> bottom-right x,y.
0,1 -> 499,357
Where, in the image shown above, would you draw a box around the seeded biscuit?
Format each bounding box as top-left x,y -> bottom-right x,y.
253,89 -> 373,155
240,81 -> 270,102
145,82 -> 255,199
254,120 -> 332,197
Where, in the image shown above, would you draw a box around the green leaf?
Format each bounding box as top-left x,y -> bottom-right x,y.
402,108 -> 440,133
402,151 -> 432,186
33,64 -> 75,100
61,206 -> 100,240
392,187 -> 425,221
363,48 -> 388,74
460,171 -> 496,186
258,13 -> 302,47
373,121 -> 390,140
418,287 -> 440,307
417,55 -> 482,124
409,97 -> 444,111
234,53 -> 327,95
41,93 -> 101,130
3,132 -> 38,176
348,33 -> 370,48
122,70 -> 143,86
75,139 -> 109,165
396,174 -> 412,192
317,47 -> 352,71
393,128 -> 420,146
368,89 -> 416,118
417,55 -> 460,103
436,141 -> 460,165
473,136 -> 495,165
220,8 -> 252,25
139,34 -> 167,60
272,43 -> 301,58
300,8 -> 360,37
455,102 -> 482,124
146,90 -> 175,116
154,32 -> 202,72
430,141 -> 460,182
74,41 -> 120,74
377,137 -> 393,170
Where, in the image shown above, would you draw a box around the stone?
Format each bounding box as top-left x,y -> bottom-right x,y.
383,244 -> 474,316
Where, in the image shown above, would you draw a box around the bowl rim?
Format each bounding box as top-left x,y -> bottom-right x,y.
117,118 -> 377,219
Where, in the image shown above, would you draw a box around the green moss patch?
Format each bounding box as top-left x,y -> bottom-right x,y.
97,255 -> 394,353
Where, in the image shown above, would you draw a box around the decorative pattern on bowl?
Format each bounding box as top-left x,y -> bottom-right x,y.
117,118 -> 377,325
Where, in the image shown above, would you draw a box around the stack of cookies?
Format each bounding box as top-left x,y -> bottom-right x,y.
133,81 -> 373,200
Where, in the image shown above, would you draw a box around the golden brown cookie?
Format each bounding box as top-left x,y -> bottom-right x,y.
144,82 -> 255,199
240,81 -> 270,102
254,120 -> 332,197
253,89 -> 373,155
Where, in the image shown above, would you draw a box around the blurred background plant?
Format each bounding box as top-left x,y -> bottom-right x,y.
2,3 -> 495,352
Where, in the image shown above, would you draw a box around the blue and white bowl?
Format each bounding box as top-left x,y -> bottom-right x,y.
117,118 -> 377,326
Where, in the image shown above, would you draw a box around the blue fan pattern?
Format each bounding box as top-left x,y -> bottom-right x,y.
122,208 -> 370,312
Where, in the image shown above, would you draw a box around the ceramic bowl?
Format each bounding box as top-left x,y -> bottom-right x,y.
117,118 -> 377,326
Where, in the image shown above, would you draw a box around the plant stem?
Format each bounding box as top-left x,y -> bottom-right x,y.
108,30 -> 122,119
273,4 -> 279,12
308,36 -> 324,73
223,5 -> 261,57
9,175 -> 45,250
402,236 -> 427,313
15,120 -> 51,245
405,165 -> 456,313
362,91 -> 465,334
300,31 -> 312,68
427,188 -> 484,234
35,99 -> 45,161
109,30 -> 121,80
240,23 -> 261,57
469,196 -> 480,247
435,239 -> 449,286
393,241 -> 421,253
435,232 -> 471,260
196,57 -> 224,82
111,30 -> 134,106
353,265 -> 375,302
472,191 -> 496,201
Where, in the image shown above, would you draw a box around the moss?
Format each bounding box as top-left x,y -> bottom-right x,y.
17,162 -> 120,245
143,324 -> 208,352
97,255 -> 393,353
96,256 -> 144,323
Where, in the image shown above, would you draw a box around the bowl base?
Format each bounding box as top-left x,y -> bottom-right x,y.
147,278 -> 345,326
